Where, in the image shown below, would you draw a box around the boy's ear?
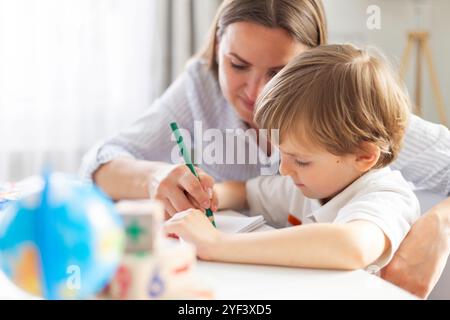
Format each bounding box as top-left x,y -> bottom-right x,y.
353,142 -> 380,173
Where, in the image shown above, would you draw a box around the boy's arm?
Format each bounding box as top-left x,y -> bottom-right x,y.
214,181 -> 248,211
210,220 -> 389,269
165,209 -> 389,270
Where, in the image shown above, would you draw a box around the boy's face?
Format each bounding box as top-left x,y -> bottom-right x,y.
278,135 -> 362,202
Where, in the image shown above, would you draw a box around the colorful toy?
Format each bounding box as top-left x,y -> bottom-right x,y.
116,200 -> 164,254
0,172 -> 124,299
105,200 -> 214,300
105,239 -> 213,300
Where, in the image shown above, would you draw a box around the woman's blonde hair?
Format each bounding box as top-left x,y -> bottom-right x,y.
254,44 -> 411,168
198,0 -> 328,77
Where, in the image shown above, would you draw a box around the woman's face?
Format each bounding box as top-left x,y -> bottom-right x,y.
216,22 -> 308,128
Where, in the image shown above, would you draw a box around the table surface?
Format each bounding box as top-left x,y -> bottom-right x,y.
0,261 -> 416,300
0,224 -> 417,300
194,224 -> 416,300
197,260 -> 416,299
2,188 -> 444,300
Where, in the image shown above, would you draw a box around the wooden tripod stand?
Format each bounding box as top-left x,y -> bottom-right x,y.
400,31 -> 447,126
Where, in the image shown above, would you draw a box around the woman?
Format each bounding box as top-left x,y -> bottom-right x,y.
81,0 -> 450,298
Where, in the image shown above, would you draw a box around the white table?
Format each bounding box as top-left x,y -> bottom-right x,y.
0,260 -> 416,300
0,225 -> 417,300
1,191 -> 446,300
196,224 -> 416,300
197,261 -> 416,299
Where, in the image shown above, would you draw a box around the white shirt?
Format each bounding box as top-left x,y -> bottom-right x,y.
246,168 -> 421,268
79,58 -> 450,195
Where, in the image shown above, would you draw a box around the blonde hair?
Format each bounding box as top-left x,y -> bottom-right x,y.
254,44 -> 411,168
197,0 -> 328,77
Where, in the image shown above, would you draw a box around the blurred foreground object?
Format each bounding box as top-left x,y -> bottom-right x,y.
0,173 -> 124,299
104,200 -> 214,300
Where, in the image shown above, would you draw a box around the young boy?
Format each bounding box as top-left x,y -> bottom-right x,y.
165,44 -> 420,270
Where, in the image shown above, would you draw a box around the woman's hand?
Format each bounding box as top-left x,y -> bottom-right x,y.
381,198 -> 450,298
148,164 -> 218,218
164,209 -> 223,260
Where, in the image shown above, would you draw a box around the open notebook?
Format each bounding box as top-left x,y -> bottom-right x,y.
214,210 -> 265,233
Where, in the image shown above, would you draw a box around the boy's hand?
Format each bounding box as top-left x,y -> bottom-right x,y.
164,209 -> 223,261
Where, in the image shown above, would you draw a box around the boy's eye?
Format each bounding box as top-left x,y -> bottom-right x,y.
295,160 -> 311,167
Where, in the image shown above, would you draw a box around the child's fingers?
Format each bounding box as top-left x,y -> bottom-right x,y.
164,222 -> 178,237
168,209 -> 191,222
164,215 -> 182,234
164,213 -> 193,238
166,208 -> 203,223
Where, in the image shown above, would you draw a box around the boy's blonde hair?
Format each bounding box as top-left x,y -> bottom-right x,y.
254,44 -> 411,168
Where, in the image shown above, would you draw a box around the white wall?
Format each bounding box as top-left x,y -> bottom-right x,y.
323,0 -> 450,125
323,0 -> 450,299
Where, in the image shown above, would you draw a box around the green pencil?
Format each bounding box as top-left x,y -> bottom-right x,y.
170,122 -> 216,227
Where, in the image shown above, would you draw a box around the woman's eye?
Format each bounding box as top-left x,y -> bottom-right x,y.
231,62 -> 248,70
295,160 -> 311,167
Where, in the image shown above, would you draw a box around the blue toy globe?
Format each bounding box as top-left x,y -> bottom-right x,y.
0,173 -> 124,299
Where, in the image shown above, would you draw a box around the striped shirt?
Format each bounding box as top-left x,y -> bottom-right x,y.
80,58 -> 450,195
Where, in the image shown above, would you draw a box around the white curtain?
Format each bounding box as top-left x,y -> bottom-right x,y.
0,0 -> 220,182
152,0 -> 222,92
